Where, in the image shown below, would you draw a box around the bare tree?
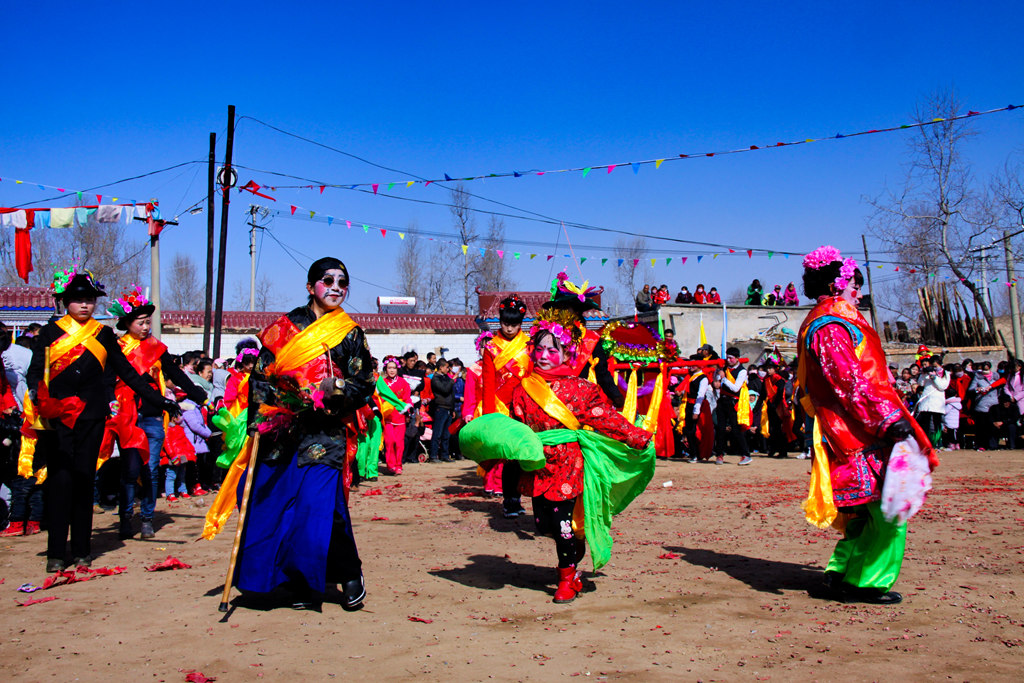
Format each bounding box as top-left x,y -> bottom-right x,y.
230,275 -> 280,312
164,252 -> 203,310
420,242 -> 457,314
867,89 -> 999,333
612,237 -> 652,307
395,222 -> 426,302
0,206 -> 148,297
451,183 -> 482,313
474,215 -> 516,291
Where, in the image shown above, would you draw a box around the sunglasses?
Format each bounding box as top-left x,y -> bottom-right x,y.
317,275 -> 346,288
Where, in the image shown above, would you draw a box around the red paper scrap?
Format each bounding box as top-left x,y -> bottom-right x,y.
362,489 -> 382,496
657,553 -> 679,560
40,566 -> 126,590
183,671 -> 217,683
371,516 -> 389,521
18,595 -> 58,607
146,556 -> 192,572
408,616 -> 434,623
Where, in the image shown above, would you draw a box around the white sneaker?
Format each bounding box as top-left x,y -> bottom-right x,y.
796,452 -> 811,460
737,456 -> 753,466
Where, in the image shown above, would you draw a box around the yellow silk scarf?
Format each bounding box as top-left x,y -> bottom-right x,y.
520,374 -> 581,430
268,308 -> 358,377
53,316 -> 106,369
491,331 -> 529,374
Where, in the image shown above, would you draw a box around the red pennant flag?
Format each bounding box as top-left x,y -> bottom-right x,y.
728,249 -> 736,253
746,250 -> 753,258
96,194 -> 102,203
290,205 -> 297,215
381,229 -> 387,238
372,184 -> 379,194
319,185 -> 325,194
607,165 -> 616,174
239,180 -> 276,201
632,258 -> 639,268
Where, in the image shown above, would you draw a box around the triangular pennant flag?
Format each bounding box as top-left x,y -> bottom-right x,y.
387,182 -> 395,191
327,216 -> 334,226
728,249 -> 736,254
650,258 -> 657,267
462,245 -> 468,255
381,229 -> 387,238
424,180 -> 433,187
666,258 -> 672,265
582,167 -> 592,178
514,252 -> 520,259
444,174 -> 453,181
319,185 -> 325,194
783,254 -> 789,259
530,254 -> 537,259
601,258 -> 608,265
96,194 -> 102,203
631,163 -> 639,175
607,165 -> 616,174
618,259 -> 624,267
633,259 -> 640,268
346,220 -> 352,229
681,257 -> 688,265
15,180 -> 22,184
580,257 -> 587,264
655,159 -> 664,169
399,232 -> 405,240
36,184 -> 44,190
372,184 -> 379,194
309,211 -> 315,218
497,250 -> 504,258
768,251 -> 774,259
363,224 -> 369,233
514,171 -> 522,178
290,205 -> 297,215
112,197 -> 118,203
713,253 -> 719,259
697,255 -> 704,263
77,191 -> 83,200
406,181 -> 415,188
547,255 -> 554,261
480,248 -> 487,257
746,250 -> 752,258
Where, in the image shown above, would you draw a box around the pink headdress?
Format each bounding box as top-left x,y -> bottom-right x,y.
803,245 -> 858,292
381,354 -> 401,369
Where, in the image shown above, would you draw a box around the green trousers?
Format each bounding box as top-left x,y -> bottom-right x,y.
355,417 -> 382,480
826,501 -> 907,591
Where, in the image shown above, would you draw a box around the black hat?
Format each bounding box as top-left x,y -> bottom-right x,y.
53,270 -> 105,301
726,347 -> 741,358
307,257 -> 349,286
109,286 -> 155,330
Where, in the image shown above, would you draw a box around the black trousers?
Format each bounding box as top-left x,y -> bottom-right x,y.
532,496 -> 585,568
402,419 -> 421,463
715,397 -> 749,456
766,409 -> 788,456
41,419 -> 104,560
502,461 -> 522,506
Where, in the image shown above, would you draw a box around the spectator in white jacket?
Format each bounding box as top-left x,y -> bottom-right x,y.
916,357 -> 950,447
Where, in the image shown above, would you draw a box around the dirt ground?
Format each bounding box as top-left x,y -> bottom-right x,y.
1,450 -> 1022,682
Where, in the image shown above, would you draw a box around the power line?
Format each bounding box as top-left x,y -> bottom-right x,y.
7,161 -> 204,209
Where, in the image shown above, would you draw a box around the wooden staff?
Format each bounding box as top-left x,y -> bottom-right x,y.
218,431 -> 261,613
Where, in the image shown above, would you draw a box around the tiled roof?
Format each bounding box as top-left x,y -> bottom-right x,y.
476,290 -> 607,321
0,286 -> 55,310
161,310 -> 481,333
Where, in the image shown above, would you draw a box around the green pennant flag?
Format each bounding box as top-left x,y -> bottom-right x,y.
582,167 -> 592,178
363,224 -> 369,233
387,182 -> 395,191
768,251 -> 774,259
666,258 -> 672,266
601,258 -> 608,266
514,252 -> 521,260
580,257 -> 588,264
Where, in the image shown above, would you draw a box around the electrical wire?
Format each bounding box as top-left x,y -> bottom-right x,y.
7,161 -> 205,209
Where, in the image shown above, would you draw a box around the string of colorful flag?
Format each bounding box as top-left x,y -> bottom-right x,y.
251,103 -> 1021,193
0,176 -> 152,205
257,201 -> 1017,285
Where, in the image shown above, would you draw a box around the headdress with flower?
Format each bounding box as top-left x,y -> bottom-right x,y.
529,307 -> 586,360
109,285 -> 156,330
802,246 -> 858,292
50,265 -> 105,300
235,347 -> 259,365
474,329 -> 494,355
381,354 -> 401,370
546,271 -> 603,313
498,293 -> 528,316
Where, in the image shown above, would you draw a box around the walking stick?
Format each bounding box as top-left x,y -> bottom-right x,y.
218,431 -> 261,612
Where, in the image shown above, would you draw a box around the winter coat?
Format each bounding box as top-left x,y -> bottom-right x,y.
916,369 -> 950,414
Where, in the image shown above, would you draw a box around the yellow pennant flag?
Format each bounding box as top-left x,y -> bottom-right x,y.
399,232 -> 405,240
461,244 -> 468,255
650,258 -> 656,267
699,314 -> 707,346
406,181 -> 414,188
655,159 -> 664,169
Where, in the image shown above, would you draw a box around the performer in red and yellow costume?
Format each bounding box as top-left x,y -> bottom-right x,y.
24,268 -> 178,571
377,355 -> 411,476
480,294 -> 532,516
797,246 -> 938,605
103,286 -> 207,540
462,284 -> 654,604
202,257 -> 374,611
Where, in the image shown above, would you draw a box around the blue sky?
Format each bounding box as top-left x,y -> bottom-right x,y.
2,2 -> 1022,314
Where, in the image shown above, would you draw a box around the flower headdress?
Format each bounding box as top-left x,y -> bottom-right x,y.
474,330 -> 494,355
235,347 -> 259,364
51,266 -> 79,295
498,294 -> 527,316
381,354 -> 401,369
548,271 -> 602,310
107,285 -> 150,319
802,246 -> 858,292
529,307 -> 586,359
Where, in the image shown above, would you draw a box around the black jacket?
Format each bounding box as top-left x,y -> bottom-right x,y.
26,321 -> 167,422
430,372 -> 455,411
138,350 -> 207,418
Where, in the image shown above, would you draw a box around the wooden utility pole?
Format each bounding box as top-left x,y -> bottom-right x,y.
213,105 -> 236,358
248,205 -> 258,312
150,227 -> 162,338
861,235 -> 880,330
1004,228 -> 1023,358
203,132 -> 216,355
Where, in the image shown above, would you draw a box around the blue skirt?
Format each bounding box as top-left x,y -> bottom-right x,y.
235,454 -> 357,594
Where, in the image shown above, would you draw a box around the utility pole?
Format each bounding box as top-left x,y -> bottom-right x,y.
1005,228 -> 1023,358
861,235 -> 880,330
150,225 -> 162,338
203,132 -> 216,355
213,105 -> 236,358
980,245 -> 992,332
248,205 -> 258,312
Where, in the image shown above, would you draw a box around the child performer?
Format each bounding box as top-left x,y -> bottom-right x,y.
377,355 -> 411,475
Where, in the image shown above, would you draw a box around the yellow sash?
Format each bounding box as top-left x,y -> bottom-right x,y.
726,368 -> 752,428
53,316 -> 106,369
270,308 -> 358,376
520,374 -> 580,430
491,331 -> 529,374
640,368 -> 665,433
622,367 -> 639,423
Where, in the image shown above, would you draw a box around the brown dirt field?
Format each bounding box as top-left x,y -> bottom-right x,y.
1,450 -> 1023,682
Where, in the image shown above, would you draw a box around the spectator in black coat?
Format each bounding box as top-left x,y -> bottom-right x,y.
428,359 -> 455,462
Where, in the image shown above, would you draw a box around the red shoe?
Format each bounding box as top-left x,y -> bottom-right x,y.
25,521 -> 41,535
193,487 -> 208,496
180,493 -> 191,499
166,495 -> 178,503
0,521 -> 25,537
553,566 -> 582,604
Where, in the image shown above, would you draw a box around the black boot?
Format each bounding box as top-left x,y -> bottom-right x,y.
119,515 -> 134,540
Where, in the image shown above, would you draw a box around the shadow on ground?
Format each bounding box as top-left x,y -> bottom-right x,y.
664,545 -> 825,596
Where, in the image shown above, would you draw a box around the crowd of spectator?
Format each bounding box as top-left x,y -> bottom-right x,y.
635,279 -> 805,312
